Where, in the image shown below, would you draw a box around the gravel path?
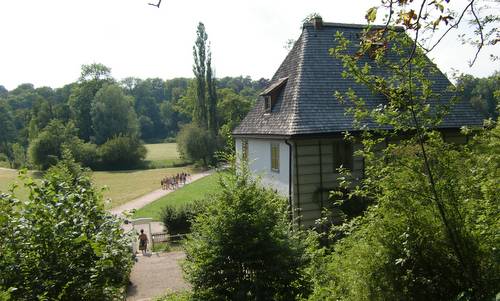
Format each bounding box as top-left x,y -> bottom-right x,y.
126,252 -> 189,301
110,169 -> 213,301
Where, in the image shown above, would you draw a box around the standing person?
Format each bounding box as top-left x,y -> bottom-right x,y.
138,229 -> 148,255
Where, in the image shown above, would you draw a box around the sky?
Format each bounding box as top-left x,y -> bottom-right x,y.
0,0 -> 498,90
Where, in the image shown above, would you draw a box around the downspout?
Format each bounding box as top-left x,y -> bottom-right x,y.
285,140 -> 293,221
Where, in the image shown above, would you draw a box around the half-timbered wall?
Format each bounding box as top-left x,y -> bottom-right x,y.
292,138 -> 364,226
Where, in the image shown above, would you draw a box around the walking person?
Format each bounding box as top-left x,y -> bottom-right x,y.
138,229 -> 149,255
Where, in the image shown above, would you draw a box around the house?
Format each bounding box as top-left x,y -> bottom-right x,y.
232,18 -> 484,226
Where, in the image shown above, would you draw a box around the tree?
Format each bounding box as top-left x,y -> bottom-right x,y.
28,120 -> 81,170
306,127 -> 500,300
0,154 -> 133,300
183,168 -> 310,300
69,63 -> 113,141
91,84 -> 139,145
176,123 -> 215,166
207,46 -> 218,136
304,2 -> 500,299
217,88 -> 253,130
456,72 -> 499,120
0,101 -> 16,156
99,134 -> 146,169
193,22 -> 209,128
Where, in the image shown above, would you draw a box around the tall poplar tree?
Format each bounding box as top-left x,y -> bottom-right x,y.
193,22 -> 208,128
192,22 -> 217,134
207,46 -> 218,136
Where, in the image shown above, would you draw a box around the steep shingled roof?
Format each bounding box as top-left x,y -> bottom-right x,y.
233,22 -> 484,137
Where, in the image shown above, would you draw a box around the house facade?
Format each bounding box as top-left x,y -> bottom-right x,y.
233,19 -> 483,226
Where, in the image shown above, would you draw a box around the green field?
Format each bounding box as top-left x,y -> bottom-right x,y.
133,172 -> 223,220
144,143 -> 188,168
0,143 -> 195,208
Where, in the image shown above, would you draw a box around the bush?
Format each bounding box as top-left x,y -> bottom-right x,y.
160,200 -> 206,235
176,123 -> 216,167
99,134 -> 146,169
183,168 -> 310,301
306,129 -> 500,301
67,140 -> 99,168
28,120 -> 80,170
0,154 -> 133,300
154,291 -> 192,301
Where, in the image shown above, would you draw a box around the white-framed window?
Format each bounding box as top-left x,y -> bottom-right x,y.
242,139 -> 248,161
270,143 -> 280,172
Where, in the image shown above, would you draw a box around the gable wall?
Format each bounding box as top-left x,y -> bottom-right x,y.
235,138 -> 290,197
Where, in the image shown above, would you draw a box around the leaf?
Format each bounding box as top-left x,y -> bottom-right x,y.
366,7 -> 378,23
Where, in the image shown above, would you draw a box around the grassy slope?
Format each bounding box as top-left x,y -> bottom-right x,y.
133,172 -> 222,220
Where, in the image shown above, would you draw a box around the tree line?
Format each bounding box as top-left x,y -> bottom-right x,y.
0,63 -> 268,170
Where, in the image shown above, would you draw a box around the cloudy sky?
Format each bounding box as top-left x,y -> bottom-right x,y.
0,0 -> 497,90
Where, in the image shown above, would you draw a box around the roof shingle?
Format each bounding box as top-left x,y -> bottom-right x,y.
233,22 -> 484,137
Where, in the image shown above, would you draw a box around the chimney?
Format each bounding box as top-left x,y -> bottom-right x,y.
313,16 -> 323,29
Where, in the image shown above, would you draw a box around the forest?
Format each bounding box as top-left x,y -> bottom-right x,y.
0,65 -> 496,171
0,64 -> 268,170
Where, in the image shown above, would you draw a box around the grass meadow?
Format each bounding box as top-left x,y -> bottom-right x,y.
143,143 -> 188,168
133,172 -> 223,220
0,143 -> 196,209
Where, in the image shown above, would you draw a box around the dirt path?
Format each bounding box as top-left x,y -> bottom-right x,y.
109,170 -> 213,216
126,252 -> 189,301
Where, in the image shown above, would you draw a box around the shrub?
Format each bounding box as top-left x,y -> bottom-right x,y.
183,169 -> 310,301
28,120 -> 80,170
306,129 -> 500,301
160,200 -> 206,235
154,291 -> 192,301
0,154 -> 133,300
99,134 -> 146,169
176,123 -> 216,167
66,140 -> 99,168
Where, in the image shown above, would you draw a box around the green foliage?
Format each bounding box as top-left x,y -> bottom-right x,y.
456,72 -> 499,120
0,155 -> 133,300
307,130 -> 500,300
176,123 -> 216,166
154,291 -> 192,301
70,64 -> 113,141
91,84 -> 139,145
183,168 -> 310,301
98,134 -> 146,169
9,143 -> 27,169
305,12 -> 500,300
160,200 -> 207,235
28,120 -> 81,170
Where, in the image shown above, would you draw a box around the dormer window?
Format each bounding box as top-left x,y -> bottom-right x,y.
260,77 -> 288,114
264,95 -> 272,112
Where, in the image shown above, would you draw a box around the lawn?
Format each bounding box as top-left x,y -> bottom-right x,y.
133,172 -> 223,220
143,143 -> 188,168
94,167 -> 194,209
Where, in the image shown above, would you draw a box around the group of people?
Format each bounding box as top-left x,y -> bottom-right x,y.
160,172 -> 191,190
